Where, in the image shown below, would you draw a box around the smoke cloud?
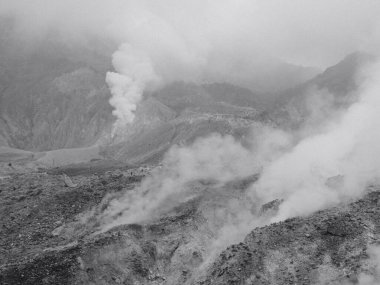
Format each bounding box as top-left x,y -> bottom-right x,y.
253,60 -> 380,221
96,133 -> 259,232
106,44 -> 160,126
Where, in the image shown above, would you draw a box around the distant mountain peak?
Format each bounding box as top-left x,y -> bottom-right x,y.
340,51 -> 376,65
311,51 -> 376,95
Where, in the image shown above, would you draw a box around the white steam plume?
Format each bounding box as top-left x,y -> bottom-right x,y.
96,134 -> 259,232
251,59 -> 380,221
93,124 -> 292,231
106,44 -> 159,126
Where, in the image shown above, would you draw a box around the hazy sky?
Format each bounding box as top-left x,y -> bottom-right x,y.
1,0 -> 379,68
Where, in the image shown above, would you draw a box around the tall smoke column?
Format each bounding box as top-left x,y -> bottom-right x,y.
106,43 -> 160,127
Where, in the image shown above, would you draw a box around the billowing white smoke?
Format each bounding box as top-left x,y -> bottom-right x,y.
252,60 -> 380,221
97,134 -> 259,232
106,44 -> 159,126
93,123 -> 293,231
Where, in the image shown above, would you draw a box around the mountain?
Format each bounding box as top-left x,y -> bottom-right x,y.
266,52 -> 376,128
107,53 -> 376,164
205,51 -> 320,93
103,83 -> 262,164
0,15 -> 375,167
0,18 -> 115,151
1,40 -> 373,167
0,16 -> 319,154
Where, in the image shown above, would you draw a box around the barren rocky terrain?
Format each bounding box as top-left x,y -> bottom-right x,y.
1,161 -> 380,284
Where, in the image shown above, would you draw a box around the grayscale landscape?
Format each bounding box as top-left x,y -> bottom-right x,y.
1,1 -> 380,284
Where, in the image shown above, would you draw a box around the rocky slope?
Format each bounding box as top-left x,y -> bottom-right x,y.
198,188 -> 380,284
1,165 -> 380,285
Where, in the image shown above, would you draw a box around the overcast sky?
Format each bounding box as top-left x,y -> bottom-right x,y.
1,0 -> 379,69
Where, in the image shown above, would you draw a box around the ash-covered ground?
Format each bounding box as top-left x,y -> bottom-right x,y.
1,161 -> 380,285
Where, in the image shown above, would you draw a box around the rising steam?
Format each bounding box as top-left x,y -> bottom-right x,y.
106,44 -> 159,125
253,60 -> 380,221
96,133 -> 259,232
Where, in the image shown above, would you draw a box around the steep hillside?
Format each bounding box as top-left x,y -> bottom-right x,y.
198,189 -> 380,284
0,18 -> 115,151
1,168 -> 379,285
104,82 -> 262,164
106,52 -> 374,165
267,52 -> 376,129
